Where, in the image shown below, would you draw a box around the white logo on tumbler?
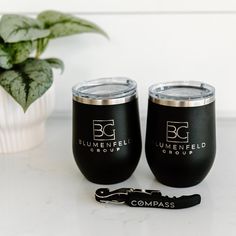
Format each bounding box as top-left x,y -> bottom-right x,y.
93,120 -> 116,141
166,121 -> 189,143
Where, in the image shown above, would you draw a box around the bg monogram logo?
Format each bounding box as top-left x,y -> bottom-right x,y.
166,121 -> 189,143
93,120 -> 116,141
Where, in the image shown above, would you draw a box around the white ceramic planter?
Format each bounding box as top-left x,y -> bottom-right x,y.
0,85 -> 55,153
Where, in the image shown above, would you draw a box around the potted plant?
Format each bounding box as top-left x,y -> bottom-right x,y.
0,10 -> 107,153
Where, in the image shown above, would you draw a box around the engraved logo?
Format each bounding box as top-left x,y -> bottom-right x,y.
166,121 -> 189,143
93,120 -> 116,141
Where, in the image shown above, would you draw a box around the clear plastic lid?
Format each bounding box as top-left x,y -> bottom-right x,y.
149,81 -> 215,107
72,77 -> 137,105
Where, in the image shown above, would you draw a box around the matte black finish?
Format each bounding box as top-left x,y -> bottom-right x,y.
73,99 -> 142,184
145,100 -> 216,187
95,188 -> 201,209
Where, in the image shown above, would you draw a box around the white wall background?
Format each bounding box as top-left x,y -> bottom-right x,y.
1,1 -> 236,118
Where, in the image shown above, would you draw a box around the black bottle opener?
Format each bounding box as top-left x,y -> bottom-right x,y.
95,188 -> 201,209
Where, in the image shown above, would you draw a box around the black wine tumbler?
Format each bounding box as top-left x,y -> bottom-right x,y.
72,78 -> 142,184
145,81 -> 216,187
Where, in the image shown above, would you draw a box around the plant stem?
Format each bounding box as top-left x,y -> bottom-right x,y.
35,50 -> 40,59
35,38 -> 49,59
35,40 -> 41,59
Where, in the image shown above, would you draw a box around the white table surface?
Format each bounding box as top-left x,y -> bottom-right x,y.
1,117 -> 236,236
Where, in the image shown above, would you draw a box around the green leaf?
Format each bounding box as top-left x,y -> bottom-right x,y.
37,10 -> 108,39
0,44 -> 12,69
0,58 -> 53,112
8,41 -> 35,64
0,70 -> 28,108
0,40 -> 35,69
45,58 -> 64,73
0,14 -> 51,43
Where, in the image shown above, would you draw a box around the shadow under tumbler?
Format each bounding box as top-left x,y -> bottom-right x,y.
72,78 -> 142,184
145,81 -> 216,187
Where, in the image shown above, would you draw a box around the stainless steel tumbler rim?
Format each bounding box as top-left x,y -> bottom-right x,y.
73,94 -> 137,105
72,77 -> 137,105
149,81 -> 215,107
